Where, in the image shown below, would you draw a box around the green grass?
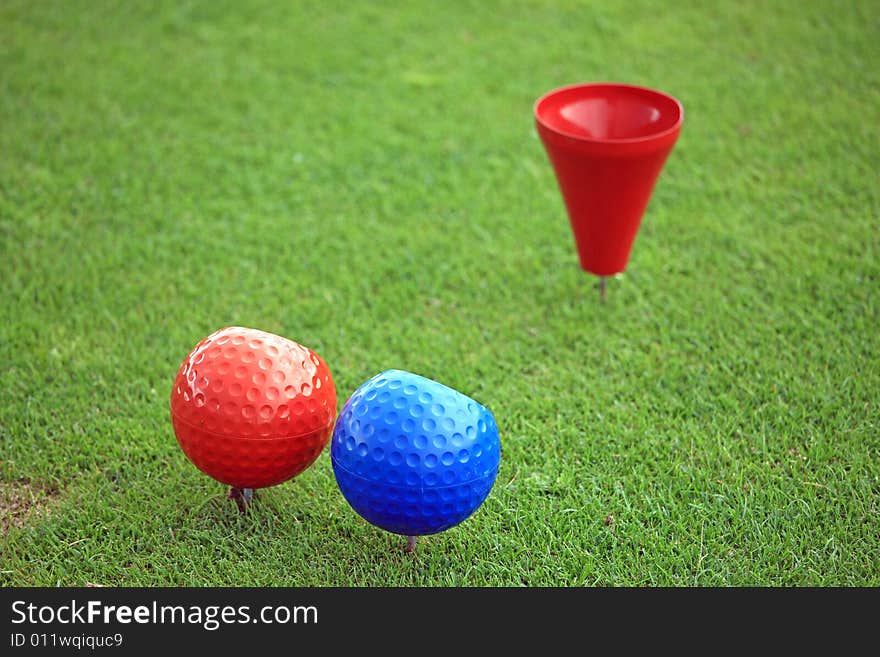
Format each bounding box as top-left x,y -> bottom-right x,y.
1,0 -> 877,586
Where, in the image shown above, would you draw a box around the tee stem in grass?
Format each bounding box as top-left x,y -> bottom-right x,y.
228,487 -> 253,514
405,535 -> 417,553
599,276 -> 607,302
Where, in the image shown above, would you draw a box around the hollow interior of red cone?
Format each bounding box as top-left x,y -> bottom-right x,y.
536,83 -> 682,142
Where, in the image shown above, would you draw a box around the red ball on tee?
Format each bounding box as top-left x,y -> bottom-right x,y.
170,326 -> 337,489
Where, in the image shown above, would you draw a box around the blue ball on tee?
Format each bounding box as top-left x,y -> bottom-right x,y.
331,369 -> 501,537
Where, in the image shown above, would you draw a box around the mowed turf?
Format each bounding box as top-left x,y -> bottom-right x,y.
1,0 -> 877,586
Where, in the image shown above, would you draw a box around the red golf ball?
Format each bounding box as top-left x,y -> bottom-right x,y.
170,326 -> 337,489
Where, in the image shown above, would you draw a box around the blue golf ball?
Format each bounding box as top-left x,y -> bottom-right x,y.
331,369 -> 501,536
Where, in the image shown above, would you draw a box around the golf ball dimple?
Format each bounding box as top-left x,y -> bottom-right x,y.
170,326 -> 337,489
331,369 -> 501,536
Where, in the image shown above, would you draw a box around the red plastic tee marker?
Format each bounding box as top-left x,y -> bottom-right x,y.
534,83 -> 683,279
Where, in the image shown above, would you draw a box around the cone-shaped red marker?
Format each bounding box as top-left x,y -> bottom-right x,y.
535,83 -> 683,280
